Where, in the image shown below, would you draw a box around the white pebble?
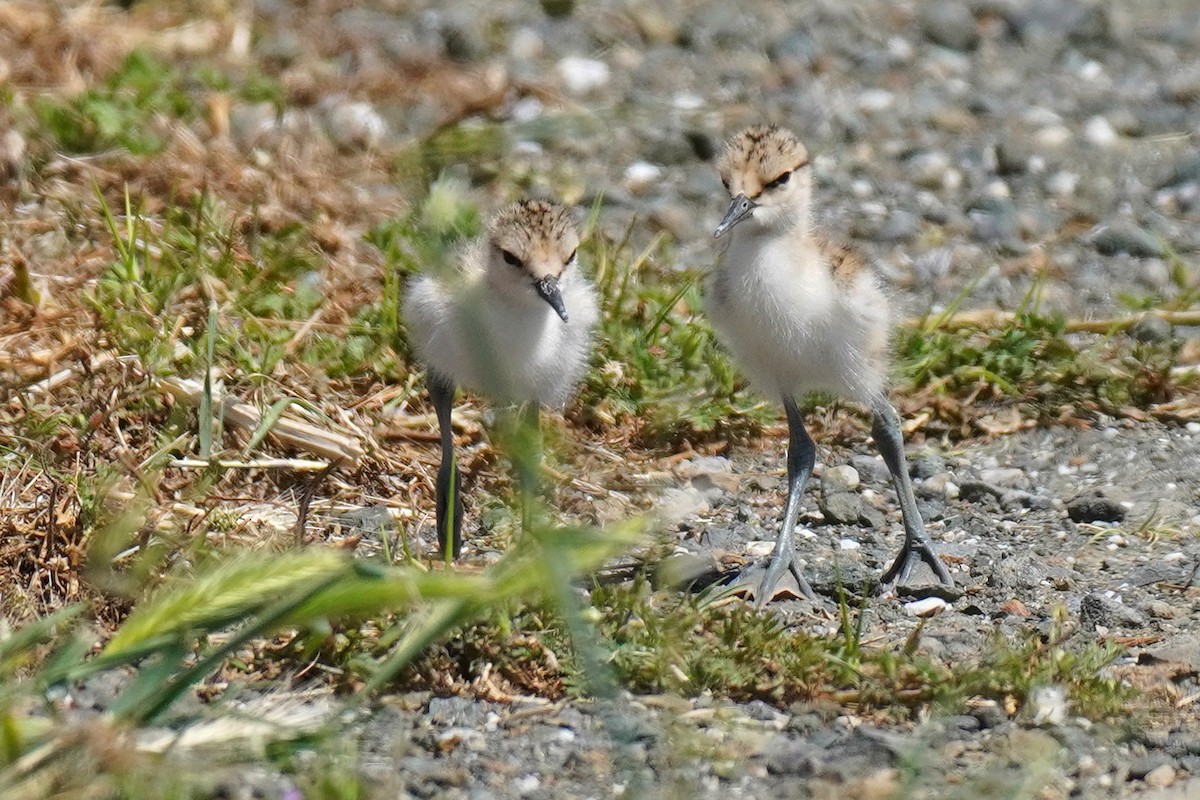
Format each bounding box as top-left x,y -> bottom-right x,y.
557,56 -> 610,94
904,597 -> 948,618
746,541 -> 776,558
321,100 -> 387,149
858,89 -> 895,112
1030,686 -> 1069,725
1046,171 -> 1080,196
1186,422 -> 1200,434
1023,107 -> 1063,126
824,464 -> 861,491
943,481 -> 960,500
838,538 -> 861,551
1035,125 -> 1072,148
1078,60 -> 1104,81
510,27 -> 543,60
1164,551 -> 1186,562
887,36 -> 914,62
672,92 -> 704,110
623,161 -> 663,193
983,179 -> 1011,199
1084,116 -> 1119,147
511,97 -> 544,123
511,140 -> 543,159
515,774 -> 541,795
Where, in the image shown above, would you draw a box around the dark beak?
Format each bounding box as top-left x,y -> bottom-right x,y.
714,194 -> 755,239
535,275 -> 569,322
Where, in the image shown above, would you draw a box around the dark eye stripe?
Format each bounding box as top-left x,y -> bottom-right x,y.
566,248 -> 578,264
765,171 -> 791,190
501,249 -> 524,268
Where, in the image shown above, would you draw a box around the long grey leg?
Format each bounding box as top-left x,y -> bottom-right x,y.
429,372 -> 463,561
757,396 -> 817,606
871,400 -> 953,587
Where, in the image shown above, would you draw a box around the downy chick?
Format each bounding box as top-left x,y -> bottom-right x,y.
708,125 -> 954,603
404,199 -> 599,558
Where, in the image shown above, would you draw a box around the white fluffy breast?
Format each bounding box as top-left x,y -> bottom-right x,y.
404,272 -> 598,408
708,235 -> 890,403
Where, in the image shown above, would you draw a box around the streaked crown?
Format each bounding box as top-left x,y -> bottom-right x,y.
487,199 -> 579,281
716,125 -> 810,200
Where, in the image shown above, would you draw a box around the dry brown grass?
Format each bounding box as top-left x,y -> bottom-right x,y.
0,0 -> 548,629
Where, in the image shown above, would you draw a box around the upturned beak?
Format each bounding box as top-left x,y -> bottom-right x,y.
713,194 -> 755,239
535,275 -> 569,322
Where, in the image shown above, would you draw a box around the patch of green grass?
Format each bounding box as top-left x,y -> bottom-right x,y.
393,121 -> 510,189
579,214 -> 772,446
584,581 -> 1129,719
366,175 -> 483,366
298,576 -> 1128,722
897,306 -> 1181,420
33,49 -> 283,157
87,188 -> 401,384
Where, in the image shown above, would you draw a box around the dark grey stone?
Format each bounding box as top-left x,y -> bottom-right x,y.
1080,592 -> 1147,631
1131,315 -> 1174,343
1128,753 -> 1176,780
762,736 -> 818,776
959,481 -> 1005,504
973,704 -> 1008,730
1067,494 -> 1127,523
1089,221 -> 1168,258
909,452 -> 947,481
820,491 -> 868,525
919,2 -> 980,51
989,552 -> 1048,592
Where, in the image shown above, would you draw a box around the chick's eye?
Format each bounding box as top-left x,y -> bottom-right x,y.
501,249 -> 523,268
765,171 -> 792,190
566,248 -> 578,264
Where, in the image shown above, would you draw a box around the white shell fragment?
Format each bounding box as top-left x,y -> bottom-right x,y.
903,597 -> 949,617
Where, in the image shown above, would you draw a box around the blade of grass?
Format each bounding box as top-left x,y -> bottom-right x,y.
198,299 -> 219,459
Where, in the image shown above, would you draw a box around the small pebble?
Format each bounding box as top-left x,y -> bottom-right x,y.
746,541 -> 776,558
1068,494 -> 1126,523
904,597 -> 949,617
321,99 -> 387,149
514,774 -> 541,795
624,161 -> 663,194
557,56 -> 610,94
1084,116 -> 1119,147
1029,686 -> 1068,726
1046,171 -> 1079,196
1089,221 -> 1167,258
1145,764 -> 1176,788
919,2 -> 980,51
822,465 -> 861,493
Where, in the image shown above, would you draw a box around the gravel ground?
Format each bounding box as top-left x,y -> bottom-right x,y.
359,0 -> 1200,795
277,421 -> 1200,800
58,0 -> 1200,796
